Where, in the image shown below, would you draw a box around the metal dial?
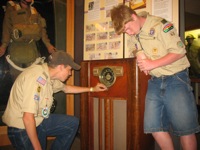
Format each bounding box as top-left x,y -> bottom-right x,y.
99,67 -> 116,87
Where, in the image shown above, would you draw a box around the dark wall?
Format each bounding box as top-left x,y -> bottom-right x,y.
185,12 -> 200,31
0,0 -> 58,114
0,1 -> 13,113
33,0 -> 55,59
74,0 -> 84,118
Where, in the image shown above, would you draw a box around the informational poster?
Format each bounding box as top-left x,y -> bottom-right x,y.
129,0 -> 146,10
152,0 -> 172,22
84,0 -> 124,60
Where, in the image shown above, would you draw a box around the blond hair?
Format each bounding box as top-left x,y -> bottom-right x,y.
110,4 -> 136,35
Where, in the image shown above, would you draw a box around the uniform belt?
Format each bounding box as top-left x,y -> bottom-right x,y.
152,68 -> 188,79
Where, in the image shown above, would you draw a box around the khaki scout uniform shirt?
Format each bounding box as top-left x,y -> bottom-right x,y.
2,63 -> 65,129
135,15 -> 190,77
1,1 -> 52,49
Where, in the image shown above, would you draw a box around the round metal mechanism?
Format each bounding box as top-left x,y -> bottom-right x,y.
99,67 -> 116,87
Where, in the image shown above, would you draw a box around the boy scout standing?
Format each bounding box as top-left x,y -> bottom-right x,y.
0,0 -> 56,80
111,4 -> 200,150
2,51 -> 108,150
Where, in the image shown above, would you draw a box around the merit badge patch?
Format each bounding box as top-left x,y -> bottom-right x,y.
149,28 -> 155,36
163,23 -> 174,33
37,76 -> 46,86
34,94 -> 40,101
177,41 -> 184,48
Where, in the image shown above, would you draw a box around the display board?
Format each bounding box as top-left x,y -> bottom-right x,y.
84,0 -> 124,60
84,0 -> 179,59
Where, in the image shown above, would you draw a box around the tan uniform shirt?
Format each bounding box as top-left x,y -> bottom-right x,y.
135,15 -> 190,77
2,63 -> 65,129
1,1 -> 52,48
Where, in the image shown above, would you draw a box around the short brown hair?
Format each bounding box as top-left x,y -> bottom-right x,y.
110,4 -> 136,35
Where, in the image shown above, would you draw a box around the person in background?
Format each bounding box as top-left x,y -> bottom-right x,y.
2,51 -> 108,150
185,34 -> 200,78
185,34 -> 195,52
111,4 -> 200,150
0,0 -> 56,80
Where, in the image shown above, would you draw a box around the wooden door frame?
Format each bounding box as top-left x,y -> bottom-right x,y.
66,0 -> 75,115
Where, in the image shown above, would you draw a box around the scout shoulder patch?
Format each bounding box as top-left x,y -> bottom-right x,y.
163,23 -> 174,33
37,76 -> 46,85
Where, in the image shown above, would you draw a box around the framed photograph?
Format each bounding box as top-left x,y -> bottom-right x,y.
129,0 -> 146,10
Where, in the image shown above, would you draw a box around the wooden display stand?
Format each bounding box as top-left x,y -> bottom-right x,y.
0,126 -> 11,146
80,58 -> 154,150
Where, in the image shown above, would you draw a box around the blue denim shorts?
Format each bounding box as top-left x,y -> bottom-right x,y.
144,69 -> 200,136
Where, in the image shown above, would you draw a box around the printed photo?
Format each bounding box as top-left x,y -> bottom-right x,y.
86,33 -> 96,41
85,44 -> 95,51
97,42 -> 107,50
129,0 -> 146,10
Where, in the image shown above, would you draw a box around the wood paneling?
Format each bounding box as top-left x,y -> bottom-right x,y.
0,126 -> 11,146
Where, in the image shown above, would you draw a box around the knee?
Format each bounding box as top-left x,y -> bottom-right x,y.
73,117 -> 80,127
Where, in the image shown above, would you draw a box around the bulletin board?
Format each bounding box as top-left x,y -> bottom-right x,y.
84,0 -> 123,60
84,0 -> 179,60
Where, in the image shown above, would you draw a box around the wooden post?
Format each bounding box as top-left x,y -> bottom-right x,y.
66,0 -> 75,115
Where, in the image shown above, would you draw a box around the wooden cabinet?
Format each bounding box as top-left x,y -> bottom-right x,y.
80,59 -> 154,150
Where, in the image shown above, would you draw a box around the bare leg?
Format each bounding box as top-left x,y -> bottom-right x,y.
180,134 -> 197,150
152,132 -> 174,150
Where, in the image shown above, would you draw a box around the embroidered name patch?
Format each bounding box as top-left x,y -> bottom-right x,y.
163,23 -> 174,33
37,76 -> 46,86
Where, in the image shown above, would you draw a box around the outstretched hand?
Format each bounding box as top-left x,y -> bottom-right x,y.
92,83 -> 108,92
